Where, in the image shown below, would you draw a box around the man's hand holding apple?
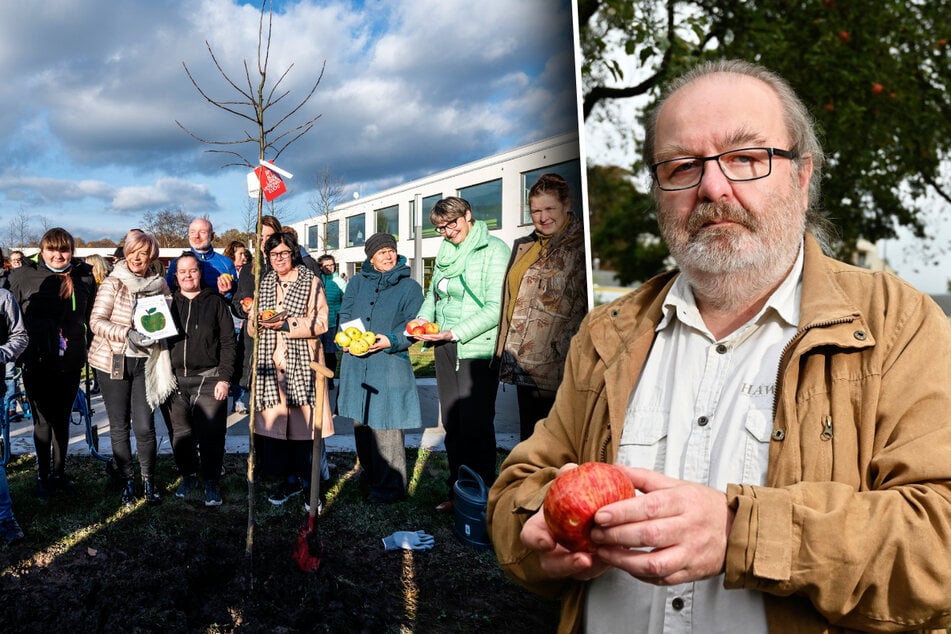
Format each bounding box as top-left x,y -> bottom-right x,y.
520,498 -> 613,582
523,464 -> 733,587
588,467 -> 734,587
217,273 -> 234,295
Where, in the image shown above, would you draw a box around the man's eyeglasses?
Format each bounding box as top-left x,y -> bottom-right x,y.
269,250 -> 293,260
434,218 -> 461,234
651,147 -> 797,192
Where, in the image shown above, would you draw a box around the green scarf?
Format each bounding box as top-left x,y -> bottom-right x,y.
434,219 -> 488,279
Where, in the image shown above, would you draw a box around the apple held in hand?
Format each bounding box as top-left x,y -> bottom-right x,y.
334,331 -> 352,347
240,296 -> 254,313
406,319 -> 428,336
543,462 -> 635,552
423,322 -> 439,334
348,338 -> 370,355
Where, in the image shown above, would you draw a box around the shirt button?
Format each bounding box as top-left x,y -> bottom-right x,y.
671,597 -> 685,610
715,343 -> 728,354
697,416 -> 709,427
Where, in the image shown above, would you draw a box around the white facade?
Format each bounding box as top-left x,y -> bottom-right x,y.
288,132 -> 581,282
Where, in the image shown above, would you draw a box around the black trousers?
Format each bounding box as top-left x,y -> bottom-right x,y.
164,374 -> 227,482
516,384 -> 557,441
433,342 -> 498,497
98,357 -> 157,479
24,362 -> 81,480
353,422 -> 406,499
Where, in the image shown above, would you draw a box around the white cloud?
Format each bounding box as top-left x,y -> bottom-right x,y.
0,0 -> 578,242
111,178 -> 218,212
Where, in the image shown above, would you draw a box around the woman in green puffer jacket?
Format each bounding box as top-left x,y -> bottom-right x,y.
415,197 -> 510,513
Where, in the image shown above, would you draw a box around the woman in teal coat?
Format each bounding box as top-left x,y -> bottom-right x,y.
337,233 -> 423,504
415,197 -> 510,513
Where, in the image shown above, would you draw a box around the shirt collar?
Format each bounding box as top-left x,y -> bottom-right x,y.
658,239 -> 804,337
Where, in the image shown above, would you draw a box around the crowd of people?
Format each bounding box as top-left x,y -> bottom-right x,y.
0,170 -> 587,546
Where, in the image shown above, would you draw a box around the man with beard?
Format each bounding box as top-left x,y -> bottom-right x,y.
166,217 -> 237,299
487,59 -> 951,633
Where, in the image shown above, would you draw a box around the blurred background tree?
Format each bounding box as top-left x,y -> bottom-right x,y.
580,0 -> 951,285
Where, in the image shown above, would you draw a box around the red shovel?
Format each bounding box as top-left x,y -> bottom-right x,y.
293,361 -> 335,572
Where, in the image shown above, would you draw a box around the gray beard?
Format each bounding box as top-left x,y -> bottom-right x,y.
660,194 -> 805,312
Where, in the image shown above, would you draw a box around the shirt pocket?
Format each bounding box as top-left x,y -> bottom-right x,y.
617,411 -> 669,473
742,408 -> 773,486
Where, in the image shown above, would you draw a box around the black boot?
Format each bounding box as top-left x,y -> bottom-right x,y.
120,478 -> 137,506
142,477 -> 161,504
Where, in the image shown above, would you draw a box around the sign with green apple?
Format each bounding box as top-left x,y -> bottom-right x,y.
132,295 -> 178,340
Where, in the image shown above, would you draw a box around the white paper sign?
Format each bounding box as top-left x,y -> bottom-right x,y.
133,295 -> 178,340
338,317 -> 366,333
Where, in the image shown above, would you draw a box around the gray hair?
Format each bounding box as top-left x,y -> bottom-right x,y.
643,59 -> 834,249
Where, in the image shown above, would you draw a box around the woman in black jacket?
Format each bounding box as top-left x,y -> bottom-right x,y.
8,228 -> 96,498
163,253 -> 237,506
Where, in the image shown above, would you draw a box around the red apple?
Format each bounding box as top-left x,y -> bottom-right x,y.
410,325 -> 426,336
543,462 -> 635,552
871,82 -> 884,95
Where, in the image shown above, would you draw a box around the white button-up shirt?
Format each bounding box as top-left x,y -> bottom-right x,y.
585,245 -> 803,634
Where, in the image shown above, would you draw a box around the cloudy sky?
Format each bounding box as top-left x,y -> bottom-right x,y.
0,0 -> 579,243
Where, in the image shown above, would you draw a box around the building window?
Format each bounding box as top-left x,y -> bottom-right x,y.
458,179 -> 503,230
408,199 -> 416,239
347,214 -> 365,248
522,160 -> 583,225
326,220 -> 339,250
420,193 -> 444,238
306,225 -> 321,251
375,205 -> 399,239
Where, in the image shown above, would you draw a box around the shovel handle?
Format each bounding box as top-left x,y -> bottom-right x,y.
310,362 -> 335,380
308,361 -> 334,518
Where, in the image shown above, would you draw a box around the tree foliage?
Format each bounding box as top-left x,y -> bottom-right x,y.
581,0 -> 951,278
143,208 -> 192,248
588,165 -> 669,284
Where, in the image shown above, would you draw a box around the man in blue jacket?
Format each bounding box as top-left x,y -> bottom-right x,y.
166,218 -> 237,298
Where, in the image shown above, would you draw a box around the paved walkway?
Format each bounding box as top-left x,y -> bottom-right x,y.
4,378 -> 523,458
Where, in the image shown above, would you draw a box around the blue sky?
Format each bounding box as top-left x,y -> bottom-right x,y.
0,0 -> 579,244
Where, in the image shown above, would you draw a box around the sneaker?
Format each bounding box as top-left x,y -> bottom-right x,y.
303,499 -> 323,514
175,475 -> 198,499
267,481 -> 303,506
120,479 -> 137,507
35,477 -> 52,500
0,518 -> 24,544
232,402 -> 248,414
204,481 -> 222,507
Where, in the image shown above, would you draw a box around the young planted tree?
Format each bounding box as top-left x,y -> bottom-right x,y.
175,0 -> 326,561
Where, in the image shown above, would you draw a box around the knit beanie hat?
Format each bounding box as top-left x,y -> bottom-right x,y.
364,233 -> 397,259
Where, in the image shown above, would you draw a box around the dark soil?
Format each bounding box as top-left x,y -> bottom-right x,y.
0,451 -> 560,633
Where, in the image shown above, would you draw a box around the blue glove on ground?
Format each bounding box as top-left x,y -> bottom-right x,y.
382,530 -> 435,551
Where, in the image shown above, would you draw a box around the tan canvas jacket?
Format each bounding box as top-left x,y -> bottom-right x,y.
487,234 -> 951,633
